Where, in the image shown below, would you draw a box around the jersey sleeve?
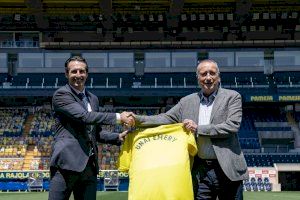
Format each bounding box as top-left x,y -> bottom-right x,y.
187,132 -> 198,156
117,133 -> 133,172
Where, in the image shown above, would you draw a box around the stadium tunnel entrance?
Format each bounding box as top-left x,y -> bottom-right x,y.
279,171 -> 300,191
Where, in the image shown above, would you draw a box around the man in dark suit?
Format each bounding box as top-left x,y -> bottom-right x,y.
133,59 -> 249,199
48,56 -> 134,200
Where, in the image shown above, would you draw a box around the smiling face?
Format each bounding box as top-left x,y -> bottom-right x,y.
196,60 -> 220,96
65,60 -> 88,92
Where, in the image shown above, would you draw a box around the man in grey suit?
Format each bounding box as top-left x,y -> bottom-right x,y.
133,59 -> 249,200
48,56 -> 134,200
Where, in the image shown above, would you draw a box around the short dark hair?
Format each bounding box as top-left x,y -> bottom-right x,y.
64,55 -> 88,73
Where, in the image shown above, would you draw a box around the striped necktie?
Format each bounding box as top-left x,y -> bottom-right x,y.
79,92 -> 89,111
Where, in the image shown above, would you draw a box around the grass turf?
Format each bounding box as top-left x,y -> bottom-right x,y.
0,191 -> 299,200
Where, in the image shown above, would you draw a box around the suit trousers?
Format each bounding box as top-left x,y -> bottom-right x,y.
192,157 -> 244,200
48,156 -> 98,200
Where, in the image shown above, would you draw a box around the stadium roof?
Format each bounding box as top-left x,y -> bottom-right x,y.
0,0 -> 299,15
1,0 -> 300,46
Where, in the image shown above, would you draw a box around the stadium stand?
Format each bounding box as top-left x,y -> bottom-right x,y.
0,108 -> 28,137
1,105 -> 298,169
29,109 -> 55,137
245,154 -> 300,167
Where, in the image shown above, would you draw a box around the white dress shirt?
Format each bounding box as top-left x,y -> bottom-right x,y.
197,91 -> 217,159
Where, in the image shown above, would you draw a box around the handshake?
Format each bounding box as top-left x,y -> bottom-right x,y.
118,112 -> 136,141
120,111 -> 136,127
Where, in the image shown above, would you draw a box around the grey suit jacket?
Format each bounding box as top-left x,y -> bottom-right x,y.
50,84 -> 120,172
136,87 -> 249,181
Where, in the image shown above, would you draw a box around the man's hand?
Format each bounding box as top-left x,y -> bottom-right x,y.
120,111 -> 135,127
183,119 -> 198,134
119,130 -> 129,142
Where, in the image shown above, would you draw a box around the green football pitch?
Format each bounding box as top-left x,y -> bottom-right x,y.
0,191 -> 299,200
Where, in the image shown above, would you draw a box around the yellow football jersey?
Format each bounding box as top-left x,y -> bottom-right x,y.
118,123 -> 198,200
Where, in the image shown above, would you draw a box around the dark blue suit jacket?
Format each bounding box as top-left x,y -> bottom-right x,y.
50,84 -> 120,172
